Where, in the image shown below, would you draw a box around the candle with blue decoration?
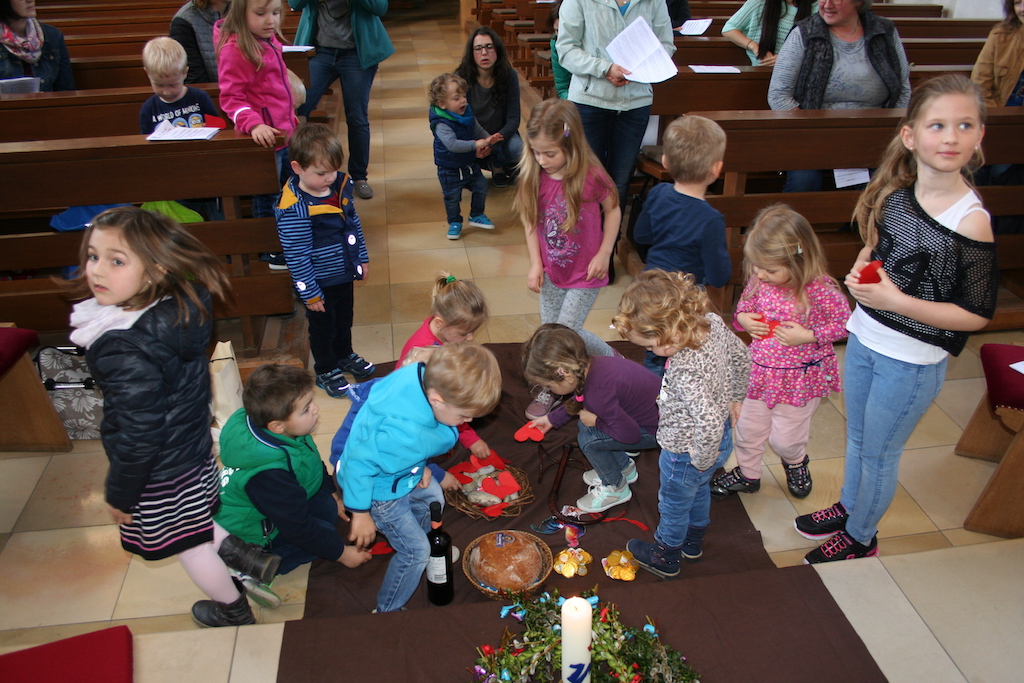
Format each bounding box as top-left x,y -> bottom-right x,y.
560,596 -> 592,683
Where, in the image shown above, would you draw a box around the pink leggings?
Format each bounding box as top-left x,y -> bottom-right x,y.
733,397 -> 820,480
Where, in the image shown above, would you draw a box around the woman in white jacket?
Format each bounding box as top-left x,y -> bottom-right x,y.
555,0 -> 675,210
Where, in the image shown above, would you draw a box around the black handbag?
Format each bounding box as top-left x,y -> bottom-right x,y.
35,346 -> 104,439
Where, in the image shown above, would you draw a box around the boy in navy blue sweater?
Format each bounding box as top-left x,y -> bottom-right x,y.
139,37 -> 218,134
428,73 -> 502,240
274,123 -> 374,398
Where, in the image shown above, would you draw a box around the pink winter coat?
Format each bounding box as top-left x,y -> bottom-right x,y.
214,20 -> 295,146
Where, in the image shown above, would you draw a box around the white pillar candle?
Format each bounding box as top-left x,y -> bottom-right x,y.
560,596 -> 593,683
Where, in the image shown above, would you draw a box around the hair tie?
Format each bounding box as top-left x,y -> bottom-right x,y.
574,393 -> 585,402
563,122 -> 570,138
796,244 -> 803,255
445,275 -> 457,284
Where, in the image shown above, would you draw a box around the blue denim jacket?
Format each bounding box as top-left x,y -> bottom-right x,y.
0,23 -> 75,91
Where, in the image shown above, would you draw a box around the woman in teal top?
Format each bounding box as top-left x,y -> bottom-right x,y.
722,0 -> 814,66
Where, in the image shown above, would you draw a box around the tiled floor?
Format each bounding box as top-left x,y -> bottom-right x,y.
2,6 -> 1023,682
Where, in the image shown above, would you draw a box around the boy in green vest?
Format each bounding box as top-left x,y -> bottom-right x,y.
216,364 -> 371,606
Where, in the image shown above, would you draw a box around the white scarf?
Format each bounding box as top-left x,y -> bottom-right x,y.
69,297 -> 161,349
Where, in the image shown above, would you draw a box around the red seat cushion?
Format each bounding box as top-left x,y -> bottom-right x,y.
980,344 -> 1024,411
0,625 -> 133,683
0,327 -> 39,380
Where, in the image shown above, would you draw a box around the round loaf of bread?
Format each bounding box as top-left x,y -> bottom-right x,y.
469,531 -> 544,591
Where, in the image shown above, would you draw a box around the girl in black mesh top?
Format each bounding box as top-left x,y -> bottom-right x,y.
796,74 -> 998,565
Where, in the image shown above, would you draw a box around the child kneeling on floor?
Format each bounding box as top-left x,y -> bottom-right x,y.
613,270 -> 751,578
216,364 -> 372,606
338,343 -> 502,611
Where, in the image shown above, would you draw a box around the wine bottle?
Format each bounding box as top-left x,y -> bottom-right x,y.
426,501 -> 454,605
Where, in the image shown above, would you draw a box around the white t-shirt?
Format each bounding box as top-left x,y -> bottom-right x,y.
847,190 -> 989,365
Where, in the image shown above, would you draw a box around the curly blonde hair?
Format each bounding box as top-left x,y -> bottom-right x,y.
613,270 -> 710,351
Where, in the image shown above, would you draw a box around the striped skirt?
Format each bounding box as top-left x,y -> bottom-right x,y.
119,456 -> 220,561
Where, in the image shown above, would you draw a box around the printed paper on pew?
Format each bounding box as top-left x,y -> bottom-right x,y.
606,16 -> 677,84
688,65 -> 741,73
834,168 -> 870,188
676,18 -> 713,35
283,45 -> 314,52
0,76 -> 40,95
146,120 -> 220,141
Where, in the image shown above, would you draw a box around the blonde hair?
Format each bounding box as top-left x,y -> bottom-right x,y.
515,98 -> 617,234
742,204 -> 838,317
287,69 -> 306,109
422,343 -> 502,417
216,0 -> 285,69
65,207 -> 231,324
613,269 -> 710,351
142,36 -> 187,77
428,73 -> 466,108
431,272 -> 488,332
521,323 -> 589,415
662,115 -> 727,185
854,74 -> 986,246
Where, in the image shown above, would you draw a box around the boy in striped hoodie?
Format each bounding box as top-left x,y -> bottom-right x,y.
275,123 -> 374,397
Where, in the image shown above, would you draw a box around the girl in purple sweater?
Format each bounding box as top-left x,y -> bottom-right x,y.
522,323 -> 661,513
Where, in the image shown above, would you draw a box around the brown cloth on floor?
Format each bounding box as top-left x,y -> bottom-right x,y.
278,342 -> 884,682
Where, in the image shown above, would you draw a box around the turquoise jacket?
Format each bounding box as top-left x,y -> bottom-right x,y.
289,0 -> 395,70
337,363 -> 457,512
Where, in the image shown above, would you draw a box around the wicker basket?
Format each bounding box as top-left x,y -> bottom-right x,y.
444,465 -> 534,520
462,530 -> 553,599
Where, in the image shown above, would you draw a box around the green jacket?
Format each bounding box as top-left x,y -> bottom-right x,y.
214,408 -> 324,546
289,0 -> 395,70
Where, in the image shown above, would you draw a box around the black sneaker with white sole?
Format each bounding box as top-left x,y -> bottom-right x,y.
337,352 -> 375,379
794,501 -> 848,540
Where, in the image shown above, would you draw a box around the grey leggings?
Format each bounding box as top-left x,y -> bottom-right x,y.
540,275 -> 614,357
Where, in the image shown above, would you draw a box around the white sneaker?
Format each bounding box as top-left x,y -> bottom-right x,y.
576,483 -> 632,513
582,460 -> 638,487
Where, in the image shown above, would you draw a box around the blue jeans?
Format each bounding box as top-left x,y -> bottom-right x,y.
482,132 -> 523,172
574,102 -> 651,209
251,146 -> 291,218
578,423 -> 658,486
655,421 -> 733,547
268,487 -> 342,575
370,479 -> 444,612
299,47 -> 378,181
840,333 -> 946,545
642,349 -> 667,377
437,165 -> 487,223
783,169 -> 825,193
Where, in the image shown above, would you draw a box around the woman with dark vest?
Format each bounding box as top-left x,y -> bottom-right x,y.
767,0 -> 910,192
170,0 -> 228,84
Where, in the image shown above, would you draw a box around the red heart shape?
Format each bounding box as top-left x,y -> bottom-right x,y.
481,502 -> 509,517
481,471 -> 521,499
449,461 -> 477,484
514,422 -> 545,442
859,260 -> 883,284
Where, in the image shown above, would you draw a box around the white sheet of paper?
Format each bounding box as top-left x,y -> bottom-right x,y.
146,120 -> 220,141
834,168 -> 871,188
688,65 -> 742,73
1011,360 -> 1024,375
606,16 -> 677,84
283,45 -> 315,53
0,76 -> 41,95
677,18 -> 713,36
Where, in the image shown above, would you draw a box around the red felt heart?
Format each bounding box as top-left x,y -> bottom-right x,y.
481,470 -> 521,499
858,260 -> 883,284
514,422 -> 545,442
369,541 -> 394,555
449,461 -> 477,484
481,502 -> 509,517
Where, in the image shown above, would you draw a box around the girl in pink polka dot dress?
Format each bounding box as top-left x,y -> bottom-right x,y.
711,205 -> 850,500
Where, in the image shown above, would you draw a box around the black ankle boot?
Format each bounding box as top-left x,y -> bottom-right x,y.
192,577 -> 256,628
218,535 -> 282,584
681,526 -> 706,562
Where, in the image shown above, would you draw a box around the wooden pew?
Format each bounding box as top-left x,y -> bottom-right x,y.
70,51 -> 310,90
0,135 -> 297,356
675,16 -> 994,39
0,85 -> 221,143
686,1 -> 944,18
629,108 -> 1024,329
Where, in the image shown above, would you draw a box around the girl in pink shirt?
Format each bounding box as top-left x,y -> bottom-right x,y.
711,205 -> 849,500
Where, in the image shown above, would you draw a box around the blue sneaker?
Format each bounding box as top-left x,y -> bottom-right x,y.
447,222 -> 463,240
468,214 -> 494,229
316,369 -> 350,398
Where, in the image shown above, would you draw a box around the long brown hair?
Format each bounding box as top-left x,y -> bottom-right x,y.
515,98 -> 616,235
742,204 -> 838,317
216,0 -> 284,69
853,74 -> 986,246
65,207 -> 231,324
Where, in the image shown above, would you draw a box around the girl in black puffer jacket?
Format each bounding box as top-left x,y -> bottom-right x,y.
67,207 -> 262,627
